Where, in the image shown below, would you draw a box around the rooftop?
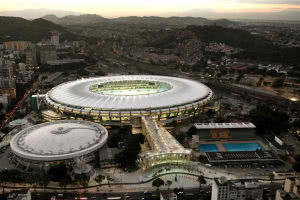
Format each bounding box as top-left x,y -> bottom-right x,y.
206,151 -> 278,163
140,117 -> 191,158
194,122 -> 256,129
10,120 -> 108,161
46,75 -> 212,111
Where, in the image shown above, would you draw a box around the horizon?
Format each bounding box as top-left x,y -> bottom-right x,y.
1,0 -> 300,18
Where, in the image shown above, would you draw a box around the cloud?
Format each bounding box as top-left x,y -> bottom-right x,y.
234,0 -> 300,4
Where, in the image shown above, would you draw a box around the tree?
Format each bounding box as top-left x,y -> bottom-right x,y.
198,175 -> 207,191
106,175 -> 114,187
192,58 -> 207,72
95,174 -> 105,184
187,126 -> 197,137
249,105 -> 289,135
272,78 -> 284,88
59,178 -> 70,190
38,173 -> 50,191
0,169 -> 24,184
175,133 -> 185,145
48,163 -> 70,182
293,155 -> 300,172
152,178 -> 164,190
95,174 -> 105,191
108,132 -> 121,147
269,173 -> 275,183
74,174 -> 89,188
235,73 -> 244,82
114,133 -> 144,170
166,180 -> 172,191
174,188 -> 184,199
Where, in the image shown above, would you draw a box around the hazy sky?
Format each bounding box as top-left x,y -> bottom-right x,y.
1,0 -> 300,17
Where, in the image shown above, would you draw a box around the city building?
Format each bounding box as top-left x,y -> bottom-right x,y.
18,63 -> 26,72
0,77 -> 15,88
160,191 -> 178,200
31,94 -> 45,112
0,94 -> 9,110
10,120 -> 108,170
17,70 -> 35,84
211,177 -> 263,200
40,72 -> 63,88
38,45 -> 57,64
7,190 -> 31,200
0,60 -> 16,108
0,88 -> 16,99
0,61 -> 13,78
43,75 -> 213,125
265,135 -> 289,155
98,145 -> 120,168
51,31 -> 60,47
25,44 -> 37,66
3,41 -> 32,51
46,58 -> 84,66
193,122 -> 280,166
194,122 -> 257,141
275,178 -> 300,200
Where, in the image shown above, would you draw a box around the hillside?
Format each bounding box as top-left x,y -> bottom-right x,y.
42,14 -> 238,27
186,25 -> 300,65
112,25 -> 300,66
43,14 -> 109,25
111,16 -> 211,26
0,17 -> 83,42
186,25 -> 273,50
0,8 -> 81,19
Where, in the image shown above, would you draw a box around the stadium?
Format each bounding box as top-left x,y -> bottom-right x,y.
43,75 -> 213,125
10,120 -> 108,170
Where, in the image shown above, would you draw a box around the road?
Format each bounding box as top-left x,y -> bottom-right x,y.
27,188 -> 210,200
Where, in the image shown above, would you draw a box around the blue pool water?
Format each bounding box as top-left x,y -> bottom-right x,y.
199,144 -> 219,152
223,143 -> 263,152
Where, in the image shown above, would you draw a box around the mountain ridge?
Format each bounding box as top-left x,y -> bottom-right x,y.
0,8 -> 81,19
0,16 -> 83,42
42,14 -> 239,27
44,14 -> 108,25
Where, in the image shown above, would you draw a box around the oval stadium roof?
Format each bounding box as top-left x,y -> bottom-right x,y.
46,75 -> 212,111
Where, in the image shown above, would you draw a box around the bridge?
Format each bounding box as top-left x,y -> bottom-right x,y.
138,117 -> 192,170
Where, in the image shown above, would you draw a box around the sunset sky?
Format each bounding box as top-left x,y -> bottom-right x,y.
1,0 -> 300,17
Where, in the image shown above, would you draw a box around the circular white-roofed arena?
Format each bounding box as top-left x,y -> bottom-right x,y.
44,75 -> 213,125
10,120 -> 108,170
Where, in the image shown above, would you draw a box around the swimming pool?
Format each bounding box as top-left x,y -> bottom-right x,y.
199,144 -> 219,152
223,143 -> 263,152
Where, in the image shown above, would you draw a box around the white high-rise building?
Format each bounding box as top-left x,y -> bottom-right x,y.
39,45 -> 57,64
25,44 -> 37,67
51,31 -> 60,48
0,61 -> 13,78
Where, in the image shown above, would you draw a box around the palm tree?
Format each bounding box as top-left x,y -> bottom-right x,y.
95,174 -> 105,191
198,175 -> 206,192
106,176 -> 114,188
269,173 -> 275,183
166,180 -> 172,191
152,178 -> 164,191
59,179 -> 69,191
39,175 -> 50,192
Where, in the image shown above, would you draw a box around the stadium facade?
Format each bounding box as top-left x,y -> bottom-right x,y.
43,75 -> 213,125
10,120 -> 108,170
